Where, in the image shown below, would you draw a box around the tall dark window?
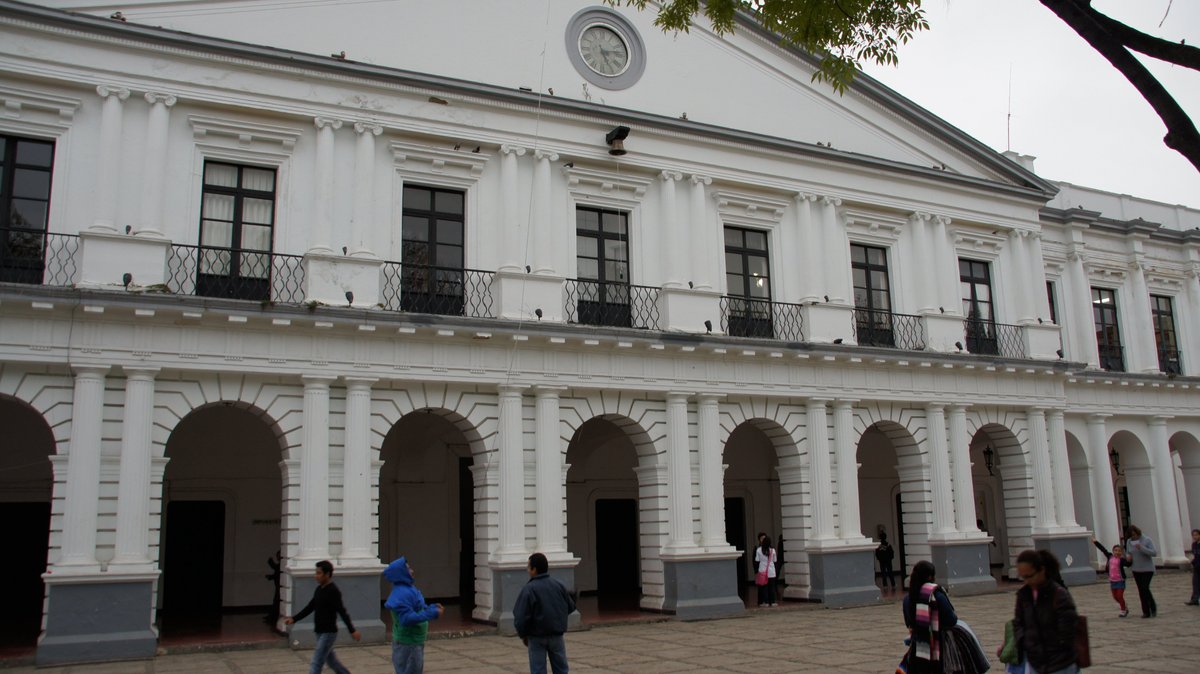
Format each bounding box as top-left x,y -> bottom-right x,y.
0,134 -> 55,284
852,243 -> 894,346
197,161 -> 276,300
1092,287 -> 1124,371
960,258 -> 997,355
401,184 -> 466,314
724,226 -> 772,337
575,206 -> 630,326
1046,281 -> 1058,325
1151,294 -> 1182,374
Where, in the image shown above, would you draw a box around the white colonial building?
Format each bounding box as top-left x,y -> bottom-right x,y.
1,0 -> 1198,665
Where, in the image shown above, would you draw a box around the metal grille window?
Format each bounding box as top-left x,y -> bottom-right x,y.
197,161 -> 276,299
1151,294 -> 1182,374
852,243 -> 896,346
724,226 -> 772,337
1092,287 -> 1124,371
960,258 -> 997,354
401,184 -> 466,314
0,134 -> 55,284
574,206 -> 631,326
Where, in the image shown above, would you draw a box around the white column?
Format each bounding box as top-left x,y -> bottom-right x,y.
926,403 -> 955,535
535,386 -> 567,554
947,404 -> 980,533
1026,407 -> 1058,531
136,92 -> 176,237
59,366 -> 108,569
298,375 -> 335,560
350,121 -> 382,258
112,367 -> 158,567
1127,257 -> 1158,373
93,85 -> 130,232
933,216 -> 960,314
909,212 -> 937,313
496,385 -> 527,557
697,393 -> 728,548
807,398 -> 835,541
1148,417 -> 1187,562
1046,409 -> 1079,528
665,392 -> 696,549
1067,245 -> 1100,367
340,377 -> 375,561
310,117 -> 342,254
498,145 -> 527,272
1027,233 -> 1053,322
1086,414 -> 1120,543
688,175 -> 713,290
531,150 -> 559,275
794,194 -> 822,303
820,197 -> 848,303
1183,264 -> 1200,375
659,171 -> 684,288
833,399 -> 863,540
1009,230 -> 1035,323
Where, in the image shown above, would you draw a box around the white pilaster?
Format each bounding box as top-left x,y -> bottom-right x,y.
1067,241 -> 1100,367
1147,417 -> 1187,563
93,85 -> 130,232
820,197 -> 847,304
1184,264 -> 1200,375
1127,256 -> 1158,373
909,212 -> 936,313
340,377 -> 376,562
664,392 -> 697,549
660,171 -> 684,288
1046,409 -> 1080,529
310,117 -> 342,254
697,393 -> 730,549
947,404 -> 980,533
1085,414 -> 1120,543
925,403 -> 955,536
350,121 -> 382,258
794,193 -> 822,304
1026,407 -> 1057,532
833,399 -> 865,541
535,386 -> 568,555
688,175 -> 713,290
531,150 -> 559,275
298,375 -> 335,561
498,145 -> 527,272
137,92 -> 176,237
1027,232 -> 1053,322
807,398 -> 835,541
933,216 -> 960,315
112,367 -> 158,568
58,365 -> 108,570
1010,230 -> 1035,324
495,384 -> 528,559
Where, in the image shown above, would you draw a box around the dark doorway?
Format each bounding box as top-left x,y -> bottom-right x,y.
595,499 -> 638,596
162,501 -> 225,630
895,492 -> 907,585
458,457 -> 475,604
0,502 -> 49,648
724,497 -> 748,582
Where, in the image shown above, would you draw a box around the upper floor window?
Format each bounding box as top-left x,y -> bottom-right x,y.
1151,294 -> 1182,374
574,206 -> 631,326
1091,287 -> 1124,371
960,258 -> 998,355
1046,281 -> 1058,325
852,243 -> 895,347
724,226 -> 772,337
0,134 -> 55,284
401,184 -> 465,314
197,161 -> 276,300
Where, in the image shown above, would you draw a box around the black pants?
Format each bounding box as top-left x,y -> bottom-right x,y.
757,578 -> 776,605
1191,566 -> 1200,603
880,561 -> 896,588
1132,570 -> 1157,616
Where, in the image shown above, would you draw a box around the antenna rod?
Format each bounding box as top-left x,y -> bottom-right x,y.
1007,64 -> 1013,153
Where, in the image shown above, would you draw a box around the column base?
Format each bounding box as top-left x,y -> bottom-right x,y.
1032,532 -> 1098,586
804,542 -> 881,607
331,566 -> 387,644
656,287 -> 721,334
929,537 -> 997,595
660,551 -> 744,620
488,560 -> 582,634
922,313 -> 966,354
493,270 -> 565,322
303,252 -> 384,308
37,572 -> 159,666
801,303 -> 856,344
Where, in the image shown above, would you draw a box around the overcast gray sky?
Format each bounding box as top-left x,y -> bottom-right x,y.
859,0 -> 1199,208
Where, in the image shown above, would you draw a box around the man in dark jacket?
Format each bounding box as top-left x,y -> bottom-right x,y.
513,552 -> 576,674
286,560 -> 361,674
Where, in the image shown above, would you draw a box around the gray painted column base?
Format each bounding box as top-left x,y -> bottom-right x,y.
807,547 -> 881,607
662,557 -> 743,620
930,540 -> 997,596
287,570 -> 386,649
491,564 -> 581,635
1033,533 -> 1097,586
37,577 -> 158,666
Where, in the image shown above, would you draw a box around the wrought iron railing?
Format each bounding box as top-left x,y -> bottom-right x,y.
1097,343 -> 1125,372
719,296 -> 805,341
963,318 -> 1026,358
564,279 -> 660,330
1157,347 -> 1183,375
852,308 -> 926,350
381,262 -> 495,318
166,244 -> 305,304
0,228 -> 80,286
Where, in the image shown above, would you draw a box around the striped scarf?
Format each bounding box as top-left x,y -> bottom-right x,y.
912,582 -> 940,662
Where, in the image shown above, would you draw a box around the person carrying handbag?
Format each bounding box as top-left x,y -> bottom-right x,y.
754,535 -> 778,606
1012,549 -> 1081,674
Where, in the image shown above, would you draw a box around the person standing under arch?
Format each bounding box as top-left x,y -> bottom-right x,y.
1126,525 -> 1158,618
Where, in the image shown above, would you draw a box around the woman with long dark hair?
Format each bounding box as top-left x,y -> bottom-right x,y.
902,561 -> 958,673
1012,549 -> 1079,674
1125,525 -> 1158,618
754,534 -> 777,606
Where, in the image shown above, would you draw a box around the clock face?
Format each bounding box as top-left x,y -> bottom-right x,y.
579,24 -> 630,76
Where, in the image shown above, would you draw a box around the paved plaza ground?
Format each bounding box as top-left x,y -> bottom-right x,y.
6,571 -> 1197,673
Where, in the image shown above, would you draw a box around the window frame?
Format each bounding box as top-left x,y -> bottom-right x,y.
851,242 -> 892,313
1150,294 -> 1181,374
196,160 -> 278,283
0,132 -> 56,284
723,224 -> 772,302
398,183 -> 468,314
1091,286 -> 1124,371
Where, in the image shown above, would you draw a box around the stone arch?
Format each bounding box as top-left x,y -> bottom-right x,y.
153,376 -> 296,460
1109,429 -> 1154,543
966,419 -> 1031,578
854,411 -> 928,583
1065,431 -> 1094,541
1170,431 -> 1200,546
0,365 -> 78,454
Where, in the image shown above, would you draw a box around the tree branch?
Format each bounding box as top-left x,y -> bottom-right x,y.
1040,0 -> 1200,173
1079,2 -> 1200,69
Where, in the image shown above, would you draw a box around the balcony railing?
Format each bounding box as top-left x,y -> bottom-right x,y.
852,308 -> 925,350
381,263 -> 495,318
1158,347 -> 1183,375
0,228 -> 80,286
719,296 -> 805,341
963,318 -> 1026,358
167,244 -> 305,304
564,279 -> 660,330
1097,343 -> 1125,372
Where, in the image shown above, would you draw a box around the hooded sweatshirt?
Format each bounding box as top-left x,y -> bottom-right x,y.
384,557 -> 441,645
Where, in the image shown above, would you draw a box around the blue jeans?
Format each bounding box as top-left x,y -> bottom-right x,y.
392,641 -> 424,674
310,632 -> 351,674
527,634 -> 568,674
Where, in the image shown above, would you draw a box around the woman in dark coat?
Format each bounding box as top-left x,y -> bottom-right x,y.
902,560 -> 958,674
1013,549 -> 1079,674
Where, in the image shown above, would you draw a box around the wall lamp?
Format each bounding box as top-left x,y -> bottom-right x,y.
1109,446 -> 1123,475
606,126 -> 630,156
982,444 -> 994,476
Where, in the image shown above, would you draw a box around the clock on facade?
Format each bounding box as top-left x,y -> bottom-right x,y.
566,8 -> 646,90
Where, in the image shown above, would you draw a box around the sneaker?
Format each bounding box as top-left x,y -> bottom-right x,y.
1119,609 -> 1129,617
1185,601 -> 1198,606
